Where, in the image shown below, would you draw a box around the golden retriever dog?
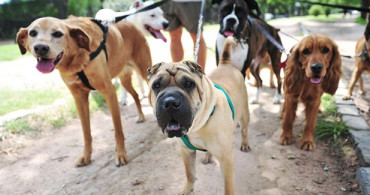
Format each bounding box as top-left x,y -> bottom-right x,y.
16,16 -> 152,166
343,21 -> 370,100
280,34 -> 342,150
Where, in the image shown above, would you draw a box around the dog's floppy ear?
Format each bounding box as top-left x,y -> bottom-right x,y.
322,40 -> 342,95
148,62 -> 163,81
16,28 -> 28,55
70,28 -> 91,52
182,61 -> 203,78
284,45 -> 304,95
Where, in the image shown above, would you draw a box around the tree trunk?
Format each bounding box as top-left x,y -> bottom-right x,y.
361,0 -> 369,19
53,0 -> 68,19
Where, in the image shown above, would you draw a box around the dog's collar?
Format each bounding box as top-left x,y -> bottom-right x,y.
77,19 -> 109,90
180,84 -> 235,152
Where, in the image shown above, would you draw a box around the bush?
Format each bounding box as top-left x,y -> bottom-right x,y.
309,5 -> 324,17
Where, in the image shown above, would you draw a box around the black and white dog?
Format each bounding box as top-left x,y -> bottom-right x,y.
213,0 -> 283,104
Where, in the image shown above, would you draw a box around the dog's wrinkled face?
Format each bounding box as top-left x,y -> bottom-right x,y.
148,61 -> 204,138
219,0 -> 248,38
16,17 -> 90,74
131,0 -> 168,42
295,34 -> 336,84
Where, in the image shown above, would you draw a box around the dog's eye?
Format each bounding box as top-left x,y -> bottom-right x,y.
150,14 -> 155,18
52,31 -> 63,38
322,47 -> 329,54
29,30 -> 37,37
152,82 -> 161,90
302,48 -> 310,55
184,81 -> 195,90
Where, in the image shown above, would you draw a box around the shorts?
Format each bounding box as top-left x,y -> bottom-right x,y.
161,1 -> 203,34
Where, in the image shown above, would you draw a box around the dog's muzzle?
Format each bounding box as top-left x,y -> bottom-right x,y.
310,63 -> 323,84
155,90 -> 193,138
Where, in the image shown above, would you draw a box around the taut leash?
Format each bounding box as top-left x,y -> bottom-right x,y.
114,0 -> 169,23
194,0 -> 206,64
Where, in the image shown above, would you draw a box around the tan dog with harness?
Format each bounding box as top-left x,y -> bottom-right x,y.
147,37 -> 250,195
16,16 -> 152,167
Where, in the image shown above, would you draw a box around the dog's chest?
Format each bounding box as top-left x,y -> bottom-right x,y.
216,34 -> 248,71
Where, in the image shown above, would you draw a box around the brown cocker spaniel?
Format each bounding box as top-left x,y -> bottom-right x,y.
280,34 -> 342,150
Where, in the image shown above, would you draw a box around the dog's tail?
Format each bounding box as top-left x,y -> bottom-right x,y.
219,36 -> 236,65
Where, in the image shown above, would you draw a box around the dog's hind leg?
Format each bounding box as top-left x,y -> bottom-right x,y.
119,71 -> 145,123
358,75 -> 365,95
240,106 -> 250,152
344,66 -> 362,99
180,148 -> 196,195
70,89 -> 93,167
269,50 -> 282,104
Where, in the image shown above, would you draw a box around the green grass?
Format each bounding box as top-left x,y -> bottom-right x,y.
0,44 -> 26,61
3,98 -> 78,134
355,16 -> 367,25
315,94 -> 349,142
0,88 -> 67,116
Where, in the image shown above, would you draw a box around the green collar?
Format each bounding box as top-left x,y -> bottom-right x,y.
180,83 -> 235,152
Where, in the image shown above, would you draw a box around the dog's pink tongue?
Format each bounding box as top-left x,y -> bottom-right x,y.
153,30 -> 167,42
36,60 -> 54,73
310,77 -> 322,84
224,31 -> 234,37
166,121 -> 180,131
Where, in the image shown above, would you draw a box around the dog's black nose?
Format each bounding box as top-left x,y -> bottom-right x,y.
310,63 -> 323,73
163,96 -> 181,111
226,18 -> 237,26
162,22 -> 169,29
34,43 -> 49,56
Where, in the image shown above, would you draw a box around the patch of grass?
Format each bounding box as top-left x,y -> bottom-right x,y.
3,117 -> 37,134
3,98 -> 78,134
0,88 -> 67,116
315,94 -> 349,142
355,16 -> 367,25
0,44 -> 27,61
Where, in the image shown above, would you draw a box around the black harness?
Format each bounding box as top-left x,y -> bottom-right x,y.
77,19 -> 108,90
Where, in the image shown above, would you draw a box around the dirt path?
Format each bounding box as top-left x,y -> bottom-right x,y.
0,16 -> 364,194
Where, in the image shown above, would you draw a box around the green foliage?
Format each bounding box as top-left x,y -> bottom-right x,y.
309,5 -> 324,16
91,91 -> 107,108
356,16 -> 367,25
3,117 -> 36,134
67,0 -> 102,17
0,44 -> 26,61
0,88 -> 66,116
3,98 -> 77,134
315,94 -> 349,142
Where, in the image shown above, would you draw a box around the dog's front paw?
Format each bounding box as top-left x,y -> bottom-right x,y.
342,94 -> 352,100
75,154 -> 91,167
240,144 -> 250,152
201,152 -> 212,164
115,144 -> 128,167
136,115 -> 145,123
358,89 -> 365,95
250,97 -> 259,104
279,134 -> 294,145
179,183 -> 194,195
299,139 -> 316,151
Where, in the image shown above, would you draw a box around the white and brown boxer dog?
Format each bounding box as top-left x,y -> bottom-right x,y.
213,0 -> 283,104
148,37 -> 250,195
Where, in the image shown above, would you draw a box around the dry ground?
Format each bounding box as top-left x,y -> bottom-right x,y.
0,16 -> 364,194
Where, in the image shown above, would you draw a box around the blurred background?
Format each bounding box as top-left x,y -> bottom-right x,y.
0,0 -> 366,40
